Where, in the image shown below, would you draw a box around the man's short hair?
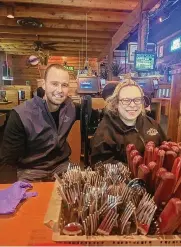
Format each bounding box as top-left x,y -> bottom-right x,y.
44,64 -> 68,81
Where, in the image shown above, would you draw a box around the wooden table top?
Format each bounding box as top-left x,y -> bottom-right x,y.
0,182 -> 55,246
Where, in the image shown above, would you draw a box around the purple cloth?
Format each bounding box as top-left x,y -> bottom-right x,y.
0,181 -> 38,214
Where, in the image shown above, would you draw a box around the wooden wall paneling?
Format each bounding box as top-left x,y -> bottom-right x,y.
69,81 -> 78,96
0,85 -> 32,99
11,55 -> 40,89
0,35 -> 109,44
0,27 -> 113,39
0,89 -> 18,110
9,55 -> 98,91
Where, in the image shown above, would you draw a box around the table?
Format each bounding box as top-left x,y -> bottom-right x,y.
0,101 -> 12,104
0,182 -> 55,246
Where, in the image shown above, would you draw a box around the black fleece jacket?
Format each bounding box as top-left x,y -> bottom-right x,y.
90,111 -> 167,165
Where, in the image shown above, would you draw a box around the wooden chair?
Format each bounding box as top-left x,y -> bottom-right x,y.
92,97 -> 106,110
0,113 -> 6,127
67,120 -> 81,163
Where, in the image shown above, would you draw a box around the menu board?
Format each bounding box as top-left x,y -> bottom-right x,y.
134,52 -> 156,72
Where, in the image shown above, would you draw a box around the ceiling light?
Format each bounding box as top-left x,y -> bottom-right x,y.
7,6 -> 14,19
158,12 -> 170,23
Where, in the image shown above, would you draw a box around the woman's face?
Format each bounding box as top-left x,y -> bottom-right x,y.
118,85 -> 143,122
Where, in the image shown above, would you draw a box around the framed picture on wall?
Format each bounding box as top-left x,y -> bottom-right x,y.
158,45 -> 164,58
128,43 -> 138,63
128,42 -> 156,63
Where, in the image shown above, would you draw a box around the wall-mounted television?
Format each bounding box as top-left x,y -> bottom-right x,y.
134,52 -> 156,72
77,76 -> 100,94
170,36 -> 181,52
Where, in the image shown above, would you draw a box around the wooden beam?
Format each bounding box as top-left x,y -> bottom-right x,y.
98,0 -> 161,60
108,47 -> 113,80
112,0 -> 161,49
157,29 -> 181,46
0,18 -> 120,32
137,11 -> 149,51
0,35 -> 81,43
12,55 -> 97,60
0,5 -> 128,23
1,47 -> 102,52
2,49 -> 100,55
0,36 -> 109,44
0,43 -> 104,49
6,52 -> 99,58
0,0 -> 138,11
0,26 -> 112,39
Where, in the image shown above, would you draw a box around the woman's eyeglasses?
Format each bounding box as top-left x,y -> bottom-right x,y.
119,97 -> 143,106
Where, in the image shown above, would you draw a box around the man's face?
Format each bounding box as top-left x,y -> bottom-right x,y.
43,67 -> 69,105
118,86 -> 143,122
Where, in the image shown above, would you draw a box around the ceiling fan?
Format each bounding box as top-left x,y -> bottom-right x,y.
33,40 -> 59,51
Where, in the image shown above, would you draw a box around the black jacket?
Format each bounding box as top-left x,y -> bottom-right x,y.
90,111 -> 166,165
0,97 -> 80,183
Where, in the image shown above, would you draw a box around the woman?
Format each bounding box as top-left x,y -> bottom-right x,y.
90,77 -> 166,165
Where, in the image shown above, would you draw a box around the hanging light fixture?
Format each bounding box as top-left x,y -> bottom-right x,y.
84,13 -> 89,69
158,11 -> 170,22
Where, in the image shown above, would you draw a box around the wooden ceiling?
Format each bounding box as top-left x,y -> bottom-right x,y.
0,0 -> 139,58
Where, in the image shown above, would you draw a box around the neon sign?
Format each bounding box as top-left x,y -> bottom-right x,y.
171,37 -> 181,52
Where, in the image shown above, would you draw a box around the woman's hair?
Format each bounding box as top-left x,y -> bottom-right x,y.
106,76 -> 145,116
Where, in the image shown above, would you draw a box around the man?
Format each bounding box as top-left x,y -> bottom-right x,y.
0,64 -> 79,183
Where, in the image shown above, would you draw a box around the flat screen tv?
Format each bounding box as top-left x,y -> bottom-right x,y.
134,52 -> 156,72
77,76 -> 100,94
